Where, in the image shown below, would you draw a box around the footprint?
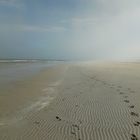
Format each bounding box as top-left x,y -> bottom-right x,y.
56,116 -> 61,121
72,124 -> 80,130
130,112 -> 139,117
128,88 -> 135,93
120,92 -> 125,95
71,124 -> 81,139
133,121 -> 140,126
131,134 -> 138,140
124,100 -> 130,103
124,96 -> 128,98
70,131 -> 76,136
129,105 -> 135,109
75,105 -> 79,107
79,120 -> 82,124
71,125 -> 78,136
34,121 -> 40,125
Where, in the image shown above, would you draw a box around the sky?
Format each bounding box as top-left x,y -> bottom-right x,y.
0,0 -> 140,60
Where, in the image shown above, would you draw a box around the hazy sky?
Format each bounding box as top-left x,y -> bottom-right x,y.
0,0 -> 140,60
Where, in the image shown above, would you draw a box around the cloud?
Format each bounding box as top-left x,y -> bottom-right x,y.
0,0 -> 18,5
93,0 -> 140,16
62,18 -> 98,25
0,0 -> 140,60
0,0 -> 23,8
0,24 -> 66,32
59,0 -> 140,60
61,17 -> 102,31
21,25 -> 66,32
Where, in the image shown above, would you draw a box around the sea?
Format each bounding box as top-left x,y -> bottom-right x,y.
0,60 -> 64,89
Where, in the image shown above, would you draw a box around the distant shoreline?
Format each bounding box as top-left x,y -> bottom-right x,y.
0,59 -> 66,63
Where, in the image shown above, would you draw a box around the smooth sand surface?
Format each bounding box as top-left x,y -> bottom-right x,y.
0,62 -> 140,140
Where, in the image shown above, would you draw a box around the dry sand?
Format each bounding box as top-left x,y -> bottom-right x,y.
0,62 -> 140,140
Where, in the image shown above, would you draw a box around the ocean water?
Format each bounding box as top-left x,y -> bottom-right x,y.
0,60 -> 63,89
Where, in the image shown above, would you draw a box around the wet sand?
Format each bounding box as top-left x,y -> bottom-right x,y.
0,62 -> 140,140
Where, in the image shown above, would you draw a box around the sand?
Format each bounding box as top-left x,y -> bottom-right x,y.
0,62 -> 140,140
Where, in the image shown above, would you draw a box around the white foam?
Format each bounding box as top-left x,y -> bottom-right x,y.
0,80 -> 62,126
42,80 -> 62,93
0,60 -> 38,63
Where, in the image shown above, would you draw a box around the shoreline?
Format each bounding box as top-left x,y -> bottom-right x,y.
0,64 -> 68,126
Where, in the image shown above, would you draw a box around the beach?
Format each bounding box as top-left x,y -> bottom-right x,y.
0,62 -> 140,140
